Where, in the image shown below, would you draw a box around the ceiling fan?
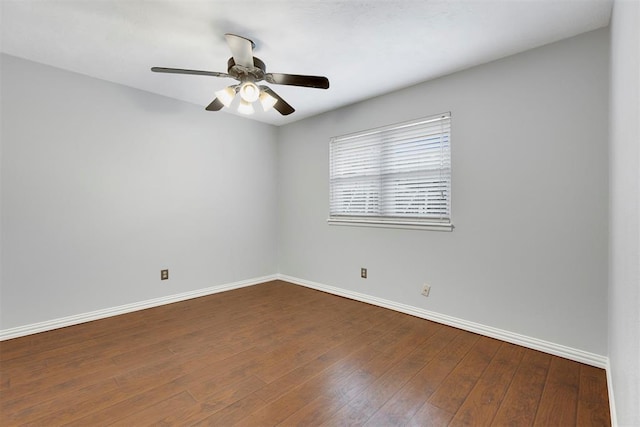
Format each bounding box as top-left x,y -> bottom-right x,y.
151,33 -> 329,116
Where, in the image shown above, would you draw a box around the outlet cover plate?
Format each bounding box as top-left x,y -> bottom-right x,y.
421,284 -> 431,297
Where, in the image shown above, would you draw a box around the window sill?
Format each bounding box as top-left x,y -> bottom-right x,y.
327,217 -> 454,232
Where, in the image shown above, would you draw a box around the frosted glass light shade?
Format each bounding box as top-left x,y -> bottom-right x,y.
259,91 -> 278,112
239,82 -> 260,102
215,86 -> 235,107
238,99 -> 255,115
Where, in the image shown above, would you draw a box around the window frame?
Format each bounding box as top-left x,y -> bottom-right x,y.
328,112 -> 453,231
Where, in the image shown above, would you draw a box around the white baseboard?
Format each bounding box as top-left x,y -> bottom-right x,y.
0,274 -> 278,341
605,359 -> 618,427
278,274 -> 609,369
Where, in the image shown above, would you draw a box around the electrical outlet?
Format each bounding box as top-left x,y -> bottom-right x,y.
421,284 -> 431,297
361,268 -> 367,279
161,269 -> 169,280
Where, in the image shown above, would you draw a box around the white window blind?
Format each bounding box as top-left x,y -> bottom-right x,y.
329,113 -> 452,230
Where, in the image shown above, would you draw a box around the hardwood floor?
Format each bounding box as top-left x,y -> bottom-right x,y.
0,280 -> 611,426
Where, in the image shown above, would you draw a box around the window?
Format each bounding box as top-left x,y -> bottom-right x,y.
329,112 -> 452,231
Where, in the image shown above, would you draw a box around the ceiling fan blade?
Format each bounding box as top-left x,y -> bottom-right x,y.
265,73 -> 329,89
261,87 -> 295,116
224,33 -> 255,68
205,97 -> 224,111
151,67 -> 229,78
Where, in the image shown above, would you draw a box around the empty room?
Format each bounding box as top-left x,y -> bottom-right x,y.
1,0 -> 638,425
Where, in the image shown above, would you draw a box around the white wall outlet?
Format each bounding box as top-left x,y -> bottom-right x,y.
421,284 -> 431,297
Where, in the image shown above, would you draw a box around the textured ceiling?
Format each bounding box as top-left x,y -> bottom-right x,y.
1,0 -> 612,126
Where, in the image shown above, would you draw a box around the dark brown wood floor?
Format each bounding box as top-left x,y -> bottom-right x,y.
0,280 -> 610,426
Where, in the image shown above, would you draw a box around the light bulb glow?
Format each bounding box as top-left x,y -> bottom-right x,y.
215,86 -> 236,107
238,99 -> 255,115
239,82 -> 260,102
259,91 -> 278,112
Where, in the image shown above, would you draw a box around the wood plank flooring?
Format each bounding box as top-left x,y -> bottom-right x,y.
0,280 -> 611,426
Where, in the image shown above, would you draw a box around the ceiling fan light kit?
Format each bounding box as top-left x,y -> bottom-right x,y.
151,33 -> 329,116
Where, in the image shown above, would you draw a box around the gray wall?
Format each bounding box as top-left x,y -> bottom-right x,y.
609,0 -> 640,425
0,54 -> 278,329
0,29 -> 612,360
277,29 -> 610,355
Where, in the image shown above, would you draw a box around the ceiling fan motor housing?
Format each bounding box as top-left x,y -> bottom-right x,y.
227,57 -> 266,83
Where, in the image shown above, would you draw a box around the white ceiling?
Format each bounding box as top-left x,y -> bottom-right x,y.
1,0 -> 612,126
